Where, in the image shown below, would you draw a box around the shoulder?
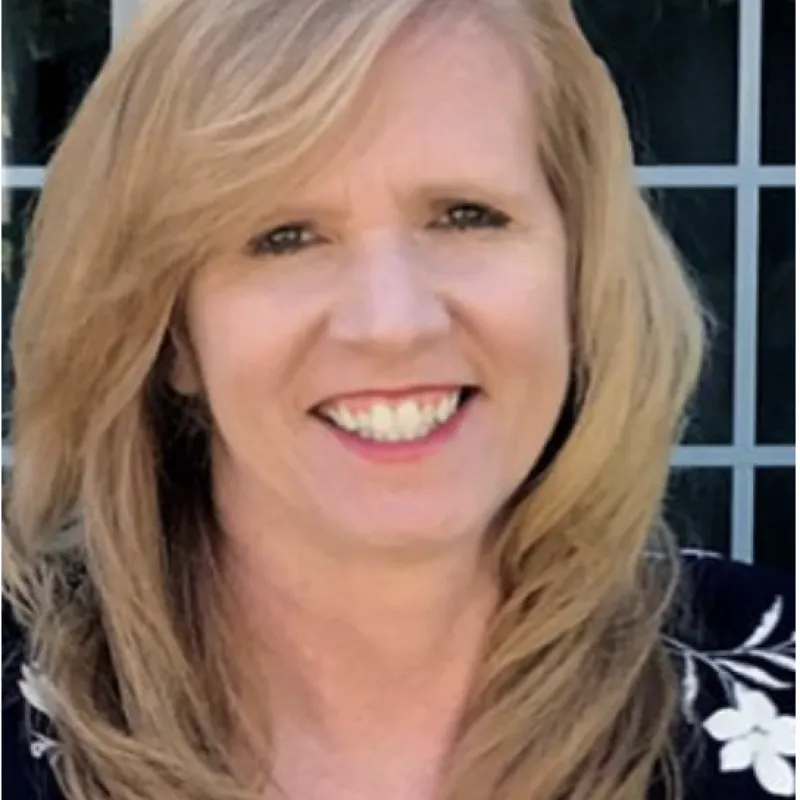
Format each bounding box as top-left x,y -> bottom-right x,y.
3,560 -> 794,800
3,601 -> 64,800
667,551 -> 796,800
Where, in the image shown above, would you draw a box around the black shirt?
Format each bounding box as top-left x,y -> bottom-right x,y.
3,552 -> 795,799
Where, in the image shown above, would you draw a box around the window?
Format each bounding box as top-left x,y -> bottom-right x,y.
2,0 -> 111,459
579,0 -> 796,569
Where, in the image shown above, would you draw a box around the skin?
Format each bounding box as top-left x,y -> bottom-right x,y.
176,11 -> 571,800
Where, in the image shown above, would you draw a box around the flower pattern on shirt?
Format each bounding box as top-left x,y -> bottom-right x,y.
18,663 -> 60,764
667,585 -> 796,798
704,683 -> 795,796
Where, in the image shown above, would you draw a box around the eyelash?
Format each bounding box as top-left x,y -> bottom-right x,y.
246,203 -> 512,257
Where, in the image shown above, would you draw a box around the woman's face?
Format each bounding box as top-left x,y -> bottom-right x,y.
180,15 -> 571,554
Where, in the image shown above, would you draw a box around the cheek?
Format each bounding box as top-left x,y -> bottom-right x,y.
467,258 -> 572,463
185,277 -> 306,407
462,255 -> 571,372
502,285 -> 571,415
484,269 -> 571,472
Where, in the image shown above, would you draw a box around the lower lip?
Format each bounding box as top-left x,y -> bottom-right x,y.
317,396 -> 475,464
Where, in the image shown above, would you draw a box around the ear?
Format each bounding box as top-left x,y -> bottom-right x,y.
169,333 -> 202,396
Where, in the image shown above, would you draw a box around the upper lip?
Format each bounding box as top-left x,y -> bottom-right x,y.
314,383 -> 475,409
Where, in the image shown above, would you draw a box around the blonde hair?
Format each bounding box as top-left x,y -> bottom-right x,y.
4,0 -> 706,798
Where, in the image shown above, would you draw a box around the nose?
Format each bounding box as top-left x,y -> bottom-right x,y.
328,235 -> 451,353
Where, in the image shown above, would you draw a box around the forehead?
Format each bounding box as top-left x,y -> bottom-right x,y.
293,12 -> 542,200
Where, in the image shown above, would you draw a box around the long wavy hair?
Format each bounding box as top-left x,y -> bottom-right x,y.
4,0 -> 706,798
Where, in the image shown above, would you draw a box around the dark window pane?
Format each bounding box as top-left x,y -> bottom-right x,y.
754,468 -> 795,574
575,0 -> 738,165
762,0 -> 795,165
758,189 -> 795,445
2,189 -> 38,440
665,468 -> 731,555
2,0 -> 110,166
648,188 -> 735,444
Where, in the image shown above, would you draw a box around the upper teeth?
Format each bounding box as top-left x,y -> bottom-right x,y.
321,392 -> 461,442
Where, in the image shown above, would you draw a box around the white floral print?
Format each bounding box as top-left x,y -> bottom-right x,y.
18,663 -> 60,763
19,663 -> 57,717
703,683 -> 795,796
668,584 -> 796,798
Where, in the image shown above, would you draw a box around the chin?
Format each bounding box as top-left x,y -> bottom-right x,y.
324,502 -> 492,555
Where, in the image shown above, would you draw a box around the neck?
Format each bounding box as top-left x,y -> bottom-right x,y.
221,500 -> 498,755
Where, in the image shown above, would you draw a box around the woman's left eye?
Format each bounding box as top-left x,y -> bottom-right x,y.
430,203 -> 511,231
246,223 -> 320,257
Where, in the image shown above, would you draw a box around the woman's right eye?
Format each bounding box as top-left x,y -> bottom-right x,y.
246,223 -> 320,257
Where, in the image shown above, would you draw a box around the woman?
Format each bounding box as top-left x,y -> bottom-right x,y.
3,0 -> 794,799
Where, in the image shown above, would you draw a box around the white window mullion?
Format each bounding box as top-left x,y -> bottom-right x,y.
730,0 -> 765,564
2,167 -> 46,189
636,165 -> 794,188
672,445 -> 796,468
112,0 -> 141,44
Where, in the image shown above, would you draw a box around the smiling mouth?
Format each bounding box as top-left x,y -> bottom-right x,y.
312,386 -> 479,443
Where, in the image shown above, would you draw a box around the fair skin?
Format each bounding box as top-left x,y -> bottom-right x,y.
178,12 -> 570,800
